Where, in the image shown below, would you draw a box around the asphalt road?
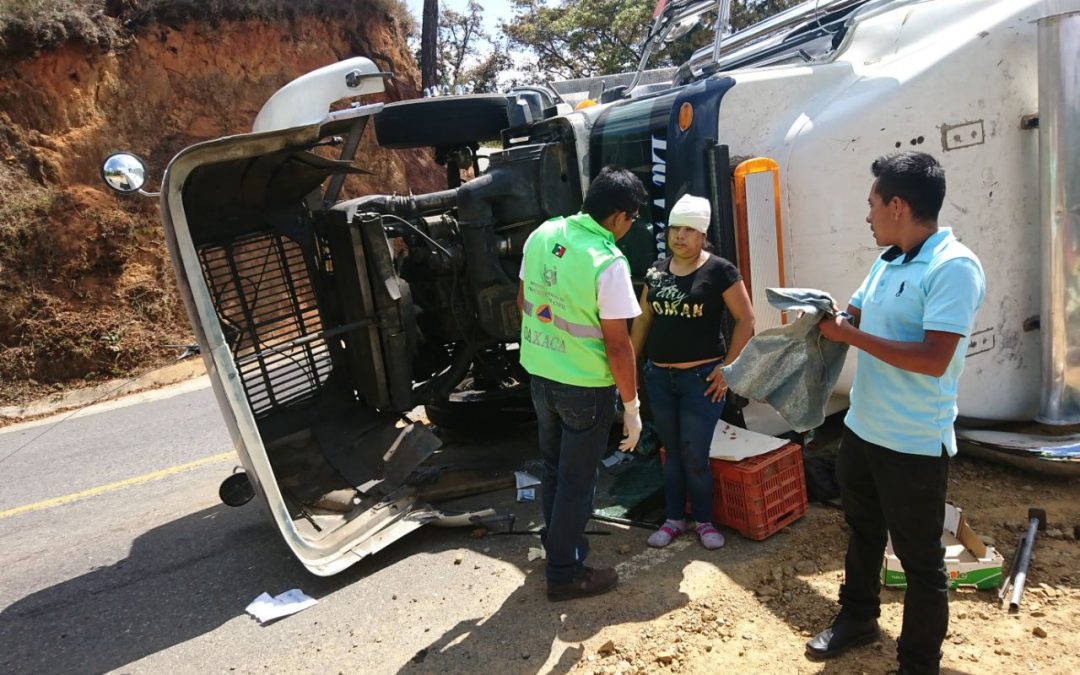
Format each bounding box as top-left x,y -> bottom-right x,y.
0,381 -> 683,674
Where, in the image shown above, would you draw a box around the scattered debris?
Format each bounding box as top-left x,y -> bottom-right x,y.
515,471 -> 541,502
245,589 -> 317,624
1033,626 -> 1048,638
598,639 -> 616,656
794,560 -> 818,575
313,489 -> 358,513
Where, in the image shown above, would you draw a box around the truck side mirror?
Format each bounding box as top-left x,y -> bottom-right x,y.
101,153 -> 148,194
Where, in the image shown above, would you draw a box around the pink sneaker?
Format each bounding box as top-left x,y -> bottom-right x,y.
647,519 -> 686,548
695,522 -> 725,550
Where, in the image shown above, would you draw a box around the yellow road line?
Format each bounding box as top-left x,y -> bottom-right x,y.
0,451 -> 235,520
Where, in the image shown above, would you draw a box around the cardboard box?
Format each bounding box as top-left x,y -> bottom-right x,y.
881,503 -> 1005,590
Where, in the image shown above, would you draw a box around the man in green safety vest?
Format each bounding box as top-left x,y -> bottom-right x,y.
517,166 -> 647,601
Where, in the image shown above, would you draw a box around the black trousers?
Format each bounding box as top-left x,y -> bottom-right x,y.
837,426 -> 950,675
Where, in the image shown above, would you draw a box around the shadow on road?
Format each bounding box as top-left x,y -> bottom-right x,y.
397,555 -> 691,674
0,502 -> 346,674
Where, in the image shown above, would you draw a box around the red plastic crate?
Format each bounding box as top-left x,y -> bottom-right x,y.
662,442 -> 808,540
711,442 -> 807,540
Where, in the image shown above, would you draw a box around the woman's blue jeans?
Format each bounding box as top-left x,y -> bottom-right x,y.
644,361 -> 725,523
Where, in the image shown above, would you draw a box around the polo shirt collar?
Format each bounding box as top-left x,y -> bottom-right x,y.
880,227 -> 952,265
568,212 -> 615,243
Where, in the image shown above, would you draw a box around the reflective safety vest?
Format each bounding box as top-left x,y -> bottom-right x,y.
520,213 -> 626,387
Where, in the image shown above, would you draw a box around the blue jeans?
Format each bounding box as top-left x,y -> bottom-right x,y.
644,361 -> 725,523
530,375 -> 617,584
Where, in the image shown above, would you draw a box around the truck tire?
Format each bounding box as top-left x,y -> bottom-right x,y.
375,95 -> 511,149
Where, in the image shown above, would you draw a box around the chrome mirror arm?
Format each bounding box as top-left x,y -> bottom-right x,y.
626,0 -> 723,97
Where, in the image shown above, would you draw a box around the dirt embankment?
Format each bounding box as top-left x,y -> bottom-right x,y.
0,1 -> 441,406
558,458 -> 1080,675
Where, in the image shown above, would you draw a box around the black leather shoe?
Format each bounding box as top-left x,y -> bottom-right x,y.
547,566 -> 618,601
805,615 -> 881,659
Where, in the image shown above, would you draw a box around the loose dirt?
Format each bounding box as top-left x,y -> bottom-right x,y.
557,456 -> 1080,675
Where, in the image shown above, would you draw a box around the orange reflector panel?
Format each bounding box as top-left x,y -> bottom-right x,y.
733,157 -> 787,327
574,99 -> 598,110
678,102 -> 694,131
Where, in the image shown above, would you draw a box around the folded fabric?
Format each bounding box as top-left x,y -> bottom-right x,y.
721,288 -> 851,432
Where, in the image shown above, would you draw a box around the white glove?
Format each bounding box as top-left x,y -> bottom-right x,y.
620,396 -> 642,452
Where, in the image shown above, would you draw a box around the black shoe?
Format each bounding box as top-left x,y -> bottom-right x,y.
805,615 -> 881,659
547,566 -> 618,601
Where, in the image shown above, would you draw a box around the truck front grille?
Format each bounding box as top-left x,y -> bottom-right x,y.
198,231 -> 332,416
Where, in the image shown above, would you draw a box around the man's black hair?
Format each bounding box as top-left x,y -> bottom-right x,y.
871,151 -> 946,222
582,165 -> 648,222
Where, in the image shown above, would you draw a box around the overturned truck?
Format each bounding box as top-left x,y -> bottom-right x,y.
103,0 -> 1080,574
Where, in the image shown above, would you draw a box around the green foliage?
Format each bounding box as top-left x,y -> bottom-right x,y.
436,0 -> 488,89
502,0 -> 804,81
412,0 -> 513,93
467,48 -> 513,93
503,0 -> 654,81
731,0 -> 805,29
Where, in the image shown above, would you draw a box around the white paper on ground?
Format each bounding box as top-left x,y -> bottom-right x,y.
517,487 -> 536,502
515,471 -> 541,502
709,421 -> 788,461
245,589 -> 318,624
515,471 -> 541,488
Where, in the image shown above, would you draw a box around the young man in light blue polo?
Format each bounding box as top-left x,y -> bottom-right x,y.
807,151 -> 985,675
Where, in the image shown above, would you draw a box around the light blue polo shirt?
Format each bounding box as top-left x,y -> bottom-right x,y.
845,227 -> 985,457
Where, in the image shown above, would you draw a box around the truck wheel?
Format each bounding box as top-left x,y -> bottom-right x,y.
374,95 -> 511,149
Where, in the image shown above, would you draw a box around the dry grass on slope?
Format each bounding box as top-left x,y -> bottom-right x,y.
0,0 -> 415,59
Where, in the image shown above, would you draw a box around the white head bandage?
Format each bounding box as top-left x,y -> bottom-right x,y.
668,194 -> 711,234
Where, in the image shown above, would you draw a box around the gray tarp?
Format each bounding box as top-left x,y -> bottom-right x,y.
721,288 -> 851,432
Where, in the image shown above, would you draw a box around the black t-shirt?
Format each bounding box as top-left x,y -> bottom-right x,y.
644,253 -> 742,363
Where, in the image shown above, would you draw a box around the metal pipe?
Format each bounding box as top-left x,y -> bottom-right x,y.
590,512 -> 662,530
1007,516 -> 1040,611
1000,508 -> 1046,612
1037,11 -> 1080,424
710,0 -> 733,64
627,0 -> 719,94
323,117 -> 370,207
996,532 -> 1025,603
685,0 -> 870,75
340,189 -> 459,221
